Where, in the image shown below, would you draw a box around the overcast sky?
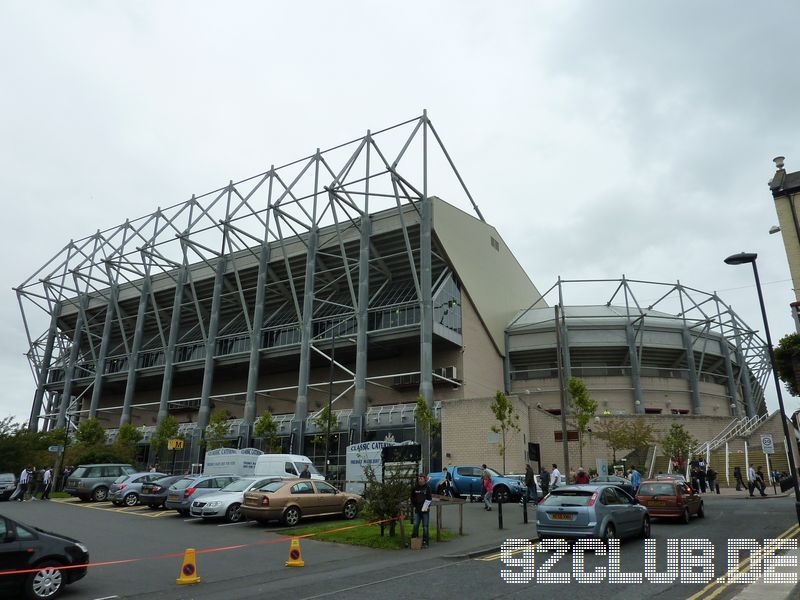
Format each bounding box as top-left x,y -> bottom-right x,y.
3,1 -> 800,425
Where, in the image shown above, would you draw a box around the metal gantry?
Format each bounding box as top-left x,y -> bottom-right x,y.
16,113 -> 479,465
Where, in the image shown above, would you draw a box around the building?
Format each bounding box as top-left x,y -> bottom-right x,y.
769,155 -> 800,330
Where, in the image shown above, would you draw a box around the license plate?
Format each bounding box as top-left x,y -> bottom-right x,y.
648,501 -> 666,506
168,495 -> 179,501
551,513 -> 574,520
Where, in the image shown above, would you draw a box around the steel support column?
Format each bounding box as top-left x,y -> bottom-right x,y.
29,301 -> 61,431
682,327 -> 702,414
293,228 -> 319,454
57,300 -> 86,429
418,114 -> 434,472
89,287 -> 117,419
720,340 -> 739,416
120,277 -> 151,427
350,215 -> 371,445
193,255 -> 228,462
732,322 -> 756,417
626,323 -> 644,413
157,266 -> 188,426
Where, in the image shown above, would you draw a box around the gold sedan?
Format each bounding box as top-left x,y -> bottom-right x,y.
242,479 -> 363,526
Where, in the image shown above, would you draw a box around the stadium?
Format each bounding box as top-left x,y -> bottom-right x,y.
16,114 -> 797,482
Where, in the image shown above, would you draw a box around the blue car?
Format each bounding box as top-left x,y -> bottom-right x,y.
427,466 -> 525,502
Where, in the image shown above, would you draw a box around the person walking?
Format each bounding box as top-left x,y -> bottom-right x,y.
755,466 -> 768,496
706,467 -> 719,494
17,467 -> 30,502
575,467 -> 590,484
410,474 -> 432,548
698,461 -> 707,493
748,464 -> 767,497
630,465 -> 641,494
521,464 -> 538,504
734,466 -> 744,491
41,467 -> 52,500
550,464 -> 562,490
482,469 -> 494,511
438,467 -> 454,497
539,466 -> 550,497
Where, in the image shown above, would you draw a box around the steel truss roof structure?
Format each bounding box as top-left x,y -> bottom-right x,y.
16,112 -> 480,462
506,276 -> 771,417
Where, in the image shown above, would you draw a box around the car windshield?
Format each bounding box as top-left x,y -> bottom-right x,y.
221,479 -> 256,492
541,490 -> 595,507
486,468 -> 501,477
153,475 -> 177,485
171,478 -> 193,490
0,474 -> 14,482
638,483 -> 675,495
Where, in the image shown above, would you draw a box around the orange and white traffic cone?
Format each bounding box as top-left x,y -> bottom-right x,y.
285,537 -> 305,567
176,547 -> 201,585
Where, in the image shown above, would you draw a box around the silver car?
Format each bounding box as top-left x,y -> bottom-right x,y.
110,472 -> 167,506
536,484 -> 650,541
190,477 -> 277,522
165,474 -> 239,516
0,473 -> 16,501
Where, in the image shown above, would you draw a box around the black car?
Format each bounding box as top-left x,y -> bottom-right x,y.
139,474 -> 184,508
590,475 -> 637,498
0,514 -> 89,599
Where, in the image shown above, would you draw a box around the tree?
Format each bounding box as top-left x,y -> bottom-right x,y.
360,463 -> 415,537
75,418 -> 107,446
114,423 -> 143,463
595,417 -> 656,464
0,418 -> 62,474
205,409 -> 231,451
151,415 -> 179,463
311,405 -> 339,449
568,377 -> 597,468
414,395 -> 440,436
254,410 -> 281,453
661,423 -> 698,471
775,332 -> 800,396
490,390 -> 520,474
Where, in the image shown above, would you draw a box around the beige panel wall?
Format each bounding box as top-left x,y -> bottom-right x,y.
441,395 -> 530,475
460,291 -> 505,399
774,191 -> 800,303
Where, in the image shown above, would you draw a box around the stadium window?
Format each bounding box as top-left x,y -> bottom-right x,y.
644,408 -> 663,414
546,408 -> 562,415
554,431 -> 579,442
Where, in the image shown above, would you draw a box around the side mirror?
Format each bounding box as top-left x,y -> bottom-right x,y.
3,530 -> 16,543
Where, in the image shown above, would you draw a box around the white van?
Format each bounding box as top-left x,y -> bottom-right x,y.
253,454 -> 324,481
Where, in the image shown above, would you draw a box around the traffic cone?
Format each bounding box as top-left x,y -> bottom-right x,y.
285,537 -> 305,567
176,547 -> 201,585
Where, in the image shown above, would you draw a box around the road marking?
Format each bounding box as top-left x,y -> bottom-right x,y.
93,596 -> 120,600
218,520 -> 251,527
687,523 -> 800,600
48,497 -> 176,518
183,517 -> 202,522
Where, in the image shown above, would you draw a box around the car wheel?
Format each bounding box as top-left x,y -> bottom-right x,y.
640,516 -> 651,539
681,508 -> 690,524
284,506 -> 301,526
601,522 -> 616,543
226,503 -> 243,523
493,486 -> 510,503
343,500 -> 358,520
24,561 -> 64,600
92,487 -> 109,502
697,502 -> 704,518
123,493 -> 138,507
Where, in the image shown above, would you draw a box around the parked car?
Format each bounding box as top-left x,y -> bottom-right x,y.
655,473 -> 687,482
64,464 -> 137,502
190,477 -> 278,522
590,474 -> 636,497
426,466 -> 524,502
140,474 -> 185,509
0,514 -> 89,599
242,479 -> 363,526
636,479 -> 704,523
253,454 -> 324,481
110,472 -> 167,506
536,484 -> 650,541
0,473 -> 16,501
165,474 -> 240,516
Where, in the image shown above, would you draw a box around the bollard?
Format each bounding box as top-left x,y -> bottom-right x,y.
498,498 -> 504,529
523,498 -> 528,524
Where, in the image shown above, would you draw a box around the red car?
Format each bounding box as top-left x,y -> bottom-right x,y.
635,479 -> 704,523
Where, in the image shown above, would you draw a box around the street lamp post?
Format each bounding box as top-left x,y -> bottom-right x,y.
724,252 -> 800,527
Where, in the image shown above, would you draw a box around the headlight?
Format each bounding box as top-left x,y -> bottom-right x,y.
206,501 -> 222,508
75,542 -> 89,554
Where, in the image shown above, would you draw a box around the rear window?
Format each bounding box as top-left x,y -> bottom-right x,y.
113,475 -> 128,484
171,478 -> 193,490
258,481 -> 286,493
542,490 -> 595,507
0,474 -> 15,482
638,483 -> 675,496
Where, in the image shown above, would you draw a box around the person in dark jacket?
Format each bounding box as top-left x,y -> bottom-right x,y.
539,466 -> 550,497
299,465 -> 311,479
734,466 -> 744,491
521,464 -> 538,505
410,475 -> 432,547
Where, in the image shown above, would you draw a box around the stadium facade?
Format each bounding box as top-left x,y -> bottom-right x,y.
17,115 -> 789,479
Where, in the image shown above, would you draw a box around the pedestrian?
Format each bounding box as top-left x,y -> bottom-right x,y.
734,466 -> 744,491
691,465 -> 700,492
575,467 -> 590,484
41,467 -> 52,500
755,466 -> 768,496
17,466 -> 30,502
521,464 -> 538,504
748,464 -> 767,497
698,463 -> 707,493
482,469 -> 494,511
28,467 -> 40,500
630,464 -> 641,494
550,464 -> 562,490
539,465 -> 550,497
706,467 -> 719,494
438,467 -> 454,497
299,464 -> 311,479
410,474 -> 432,548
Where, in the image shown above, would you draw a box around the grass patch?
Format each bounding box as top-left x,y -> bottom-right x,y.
282,518 -> 454,550
49,491 -> 71,498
